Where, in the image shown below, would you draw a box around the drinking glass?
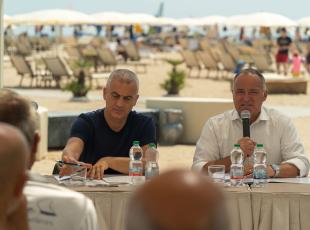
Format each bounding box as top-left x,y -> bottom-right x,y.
208,165 -> 225,183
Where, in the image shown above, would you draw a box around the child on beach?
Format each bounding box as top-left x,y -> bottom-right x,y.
291,50 -> 302,77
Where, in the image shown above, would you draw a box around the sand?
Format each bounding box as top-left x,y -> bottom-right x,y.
3,52 -> 310,175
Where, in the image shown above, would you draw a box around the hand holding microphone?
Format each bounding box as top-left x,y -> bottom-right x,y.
238,110 -> 256,157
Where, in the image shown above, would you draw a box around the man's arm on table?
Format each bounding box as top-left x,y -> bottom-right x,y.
89,144 -> 149,179
192,120 -> 232,172
279,118 -> 310,177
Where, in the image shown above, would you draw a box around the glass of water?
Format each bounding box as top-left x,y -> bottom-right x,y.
208,165 -> 225,183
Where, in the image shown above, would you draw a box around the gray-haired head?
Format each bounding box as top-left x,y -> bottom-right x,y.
106,69 -> 139,93
0,89 -> 38,147
126,170 -> 229,230
233,68 -> 267,91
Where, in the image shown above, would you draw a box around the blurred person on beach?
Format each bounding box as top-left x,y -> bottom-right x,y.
0,123 -> 29,230
275,27 -> 292,75
193,68 -> 309,178
291,49 -> 302,77
0,89 -> 98,230
126,169 -> 229,230
306,41 -> 310,74
62,69 -> 156,179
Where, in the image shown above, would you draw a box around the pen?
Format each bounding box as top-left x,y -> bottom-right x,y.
56,160 -> 82,167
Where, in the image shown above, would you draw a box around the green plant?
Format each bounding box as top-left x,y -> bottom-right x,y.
64,59 -> 92,97
160,59 -> 185,95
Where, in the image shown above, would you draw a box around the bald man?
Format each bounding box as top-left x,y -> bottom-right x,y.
0,123 -> 29,230
126,170 -> 229,230
0,89 -> 98,230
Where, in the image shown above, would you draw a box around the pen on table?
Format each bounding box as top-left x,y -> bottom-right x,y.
56,160 -> 82,167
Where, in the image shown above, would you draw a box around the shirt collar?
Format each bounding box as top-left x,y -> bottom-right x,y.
231,106 -> 269,122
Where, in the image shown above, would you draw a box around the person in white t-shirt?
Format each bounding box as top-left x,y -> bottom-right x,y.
0,89 -> 98,230
0,123 -> 29,230
192,68 -> 310,178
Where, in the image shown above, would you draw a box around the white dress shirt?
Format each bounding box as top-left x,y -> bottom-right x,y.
192,106 -> 310,176
25,180 -> 98,230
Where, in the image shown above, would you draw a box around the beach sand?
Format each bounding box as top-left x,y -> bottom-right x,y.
3,53 -> 310,175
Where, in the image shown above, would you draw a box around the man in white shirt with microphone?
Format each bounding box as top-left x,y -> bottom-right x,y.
192,68 -> 310,178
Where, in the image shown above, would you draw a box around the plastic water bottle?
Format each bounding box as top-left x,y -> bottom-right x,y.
144,143 -> 159,180
129,141 -> 144,184
253,144 -> 267,187
230,144 -> 244,187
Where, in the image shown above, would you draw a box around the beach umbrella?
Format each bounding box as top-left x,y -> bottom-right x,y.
10,9 -> 96,25
92,11 -> 129,25
125,13 -> 158,25
176,18 -> 202,27
198,15 -> 227,26
226,12 -> 296,27
297,17 -> 310,27
153,17 -> 179,26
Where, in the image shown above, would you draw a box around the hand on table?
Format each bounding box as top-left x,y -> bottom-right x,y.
59,155 -> 92,177
88,158 -> 109,180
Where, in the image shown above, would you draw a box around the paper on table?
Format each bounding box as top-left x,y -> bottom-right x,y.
103,175 -> 134,185
268,177 -> 310,184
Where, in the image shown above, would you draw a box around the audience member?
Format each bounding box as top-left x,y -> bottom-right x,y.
0,89 -> 98,230
0,123 -> 29,230
126,169 -> 229,230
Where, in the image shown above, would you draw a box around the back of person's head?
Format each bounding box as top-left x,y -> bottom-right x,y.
0,122 -> 29,214
126,169 -> 229,230
106,69 -> 139,93
0,89 -> 39,168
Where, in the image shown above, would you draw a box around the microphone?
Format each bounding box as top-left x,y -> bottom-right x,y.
241,110 -> 251,137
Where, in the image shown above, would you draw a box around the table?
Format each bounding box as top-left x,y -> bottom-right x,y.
251,183 -> 310,230
47,177 -> 310,230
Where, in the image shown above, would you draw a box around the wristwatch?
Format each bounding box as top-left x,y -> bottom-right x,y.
271,164 -> 280,178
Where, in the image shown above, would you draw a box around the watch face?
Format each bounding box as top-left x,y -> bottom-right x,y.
272,164 -> 280,177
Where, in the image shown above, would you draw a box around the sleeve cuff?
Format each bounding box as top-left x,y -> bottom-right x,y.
283,158 -> 309,177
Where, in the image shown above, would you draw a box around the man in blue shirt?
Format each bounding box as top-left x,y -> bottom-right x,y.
62,69 -> 156,179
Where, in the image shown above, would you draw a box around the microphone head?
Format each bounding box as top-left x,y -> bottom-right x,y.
241,110 -> 251,119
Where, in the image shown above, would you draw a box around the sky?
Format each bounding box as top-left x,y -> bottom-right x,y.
4,0 -> 310,20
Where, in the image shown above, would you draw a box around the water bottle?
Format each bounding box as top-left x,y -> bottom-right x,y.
129,141 -> 144,184
144,143 -> 159,180
253,144 -> 267,187
230,144 -> 244,187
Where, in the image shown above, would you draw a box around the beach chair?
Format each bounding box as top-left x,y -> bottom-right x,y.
196,50 -> 221,79
42,56 -> 72,88
251,53 -> 274,73
124,42 -> 147,73
180,50 -> 201,78
10,55 -> 41,87
97,47 -> 117,72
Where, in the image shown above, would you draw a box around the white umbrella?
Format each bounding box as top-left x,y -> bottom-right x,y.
92,11 -> 129,25
125,13 -> 158,25
11,9 -> 96,25
199,15 -> 227,26
297,17 -> 310,27
153,17 -> 179,26
3,14 -> 12,27
176,18 -> 202,27
226,12 -> 296,27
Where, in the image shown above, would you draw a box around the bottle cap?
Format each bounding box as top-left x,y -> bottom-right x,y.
133,140 -> 140,145
148,143 -> 156,148
256,144 -> 264,148
234,144 -> 240,147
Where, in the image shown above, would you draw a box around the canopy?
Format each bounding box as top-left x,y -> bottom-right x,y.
225,12 -> 296,27
10,9 -> 96,25
297,17 -> 310,27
